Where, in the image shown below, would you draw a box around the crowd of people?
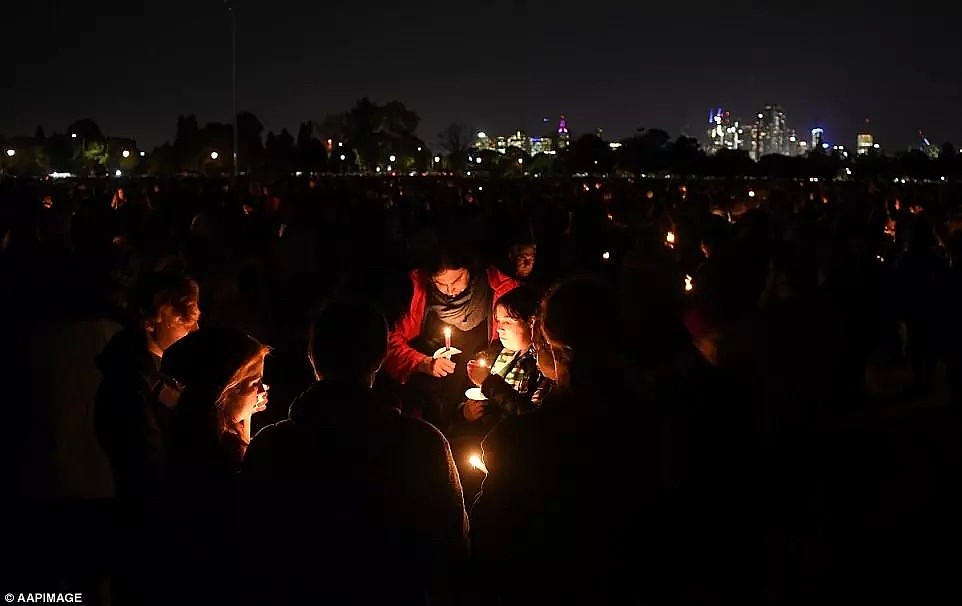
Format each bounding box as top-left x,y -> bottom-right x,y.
3,173 -> 961,604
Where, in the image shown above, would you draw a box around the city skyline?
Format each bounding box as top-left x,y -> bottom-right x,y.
4,1 -> 960,151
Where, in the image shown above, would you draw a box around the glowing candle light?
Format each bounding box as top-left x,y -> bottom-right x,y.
602,251 -> 610,260
468,454 -> 488,475
478,357 -> 487,369
684,274 -> 694,293
665,231 -> 676,248
443,326 -> 452,350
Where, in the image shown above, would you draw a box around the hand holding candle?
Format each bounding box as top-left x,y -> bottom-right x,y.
467,357 -> 491,387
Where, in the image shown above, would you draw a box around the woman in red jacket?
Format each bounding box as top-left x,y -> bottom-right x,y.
384,246 -> 517,431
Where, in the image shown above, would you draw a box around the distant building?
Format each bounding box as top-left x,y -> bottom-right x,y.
811,128 -> 825,151
706,108 -> 745,154
856,133 -> 874,155
557,115 -> 570,150
470,129 -> 552,157
474,131 -> 496,151
759,104 -> 788,157
530,137 -> 553,155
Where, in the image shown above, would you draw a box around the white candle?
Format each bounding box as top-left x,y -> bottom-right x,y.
443,326 -> 452,349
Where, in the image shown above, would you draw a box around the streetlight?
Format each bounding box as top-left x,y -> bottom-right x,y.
389,154 -> 396,162
122,149 -> 131,158
339,154 -> 346,161
140,151 -> 146,157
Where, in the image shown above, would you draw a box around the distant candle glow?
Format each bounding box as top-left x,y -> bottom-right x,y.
602,251 -> 610,260
685,274 -> 694,293
665,231 -> 676,248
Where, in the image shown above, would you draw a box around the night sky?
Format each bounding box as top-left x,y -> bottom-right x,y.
5,0 -> 961,152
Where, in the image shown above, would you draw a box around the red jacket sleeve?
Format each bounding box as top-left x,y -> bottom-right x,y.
485,267 -> 519,342
384,270 -> 429,384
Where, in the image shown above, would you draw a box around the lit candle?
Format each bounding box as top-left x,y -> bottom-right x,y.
665,231 -> 676,248
468,453 -> 488,475
443,326 -> 452,350
478,357 -> 487,369
602,251 -> 610,260
684,274 -> 694,293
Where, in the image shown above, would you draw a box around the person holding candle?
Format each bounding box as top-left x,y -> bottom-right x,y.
150,327 -> 270,605
458,286 -> 548,433
384,243 -> 518,430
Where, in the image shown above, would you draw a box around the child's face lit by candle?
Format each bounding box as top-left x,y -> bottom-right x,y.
494,304 -> 532,353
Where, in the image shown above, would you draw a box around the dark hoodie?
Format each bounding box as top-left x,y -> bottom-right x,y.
240,381 -> 470,606
94,329 -> 170,508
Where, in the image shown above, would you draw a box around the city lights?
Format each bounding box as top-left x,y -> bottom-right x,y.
122,150 -> 130,158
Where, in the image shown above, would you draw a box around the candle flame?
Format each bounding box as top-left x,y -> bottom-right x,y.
478,358 -> 487,368
443,327 -> 452,338
468,454 -> 488,474
684,274 -> 694,292
665,231 -> 676,248
602,251 -> 610,260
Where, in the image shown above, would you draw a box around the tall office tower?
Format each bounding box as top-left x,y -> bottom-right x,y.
557,115 -> 570,150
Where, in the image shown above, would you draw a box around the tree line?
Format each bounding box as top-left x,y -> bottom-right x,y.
1,98 -> 960,181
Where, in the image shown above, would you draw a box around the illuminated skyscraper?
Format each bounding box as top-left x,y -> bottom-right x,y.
759,104 -> 788,156
706,108 -> 744,154
557,115 -> 570,150
811,128 -> 825,150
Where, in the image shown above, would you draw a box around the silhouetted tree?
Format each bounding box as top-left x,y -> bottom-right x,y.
265,128 -> 296,175
174,115 -> 204,171
438,123 -> 472,171
344,97 -> 382,170
43,133 -> 74,172
147,143 -> 177,176
237,111 -> 265,174
296,121 -> 328,173
568,134 -> 612,175
619,128 -> 671,175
